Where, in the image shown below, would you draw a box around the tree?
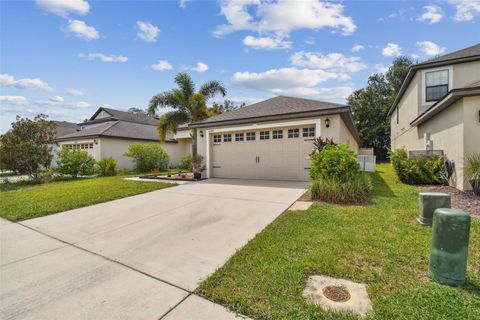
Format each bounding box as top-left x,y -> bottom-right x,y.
209,99 -> 245,115
123,143 -> 169,172
0,114 -> 56,177
148,72 -> 226,159
347,56 -> 413,159
128,107 -> 147,115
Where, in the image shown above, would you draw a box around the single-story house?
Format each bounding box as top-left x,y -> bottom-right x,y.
189,96 -> 360,181
388,43 -> 480,190
55,107 -> 191,170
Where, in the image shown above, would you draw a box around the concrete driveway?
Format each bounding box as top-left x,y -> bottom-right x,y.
0,179 -> 306,319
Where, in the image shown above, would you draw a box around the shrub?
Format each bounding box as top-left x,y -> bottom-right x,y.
390,148 -> 446,185
56,148 -> 96,178
97,157 -> 117,176
309,174 -> 373,204
123,143 -> 169,172
310,144 -> 360,182
310,136 -> 337,155
464,152 -> 480,195
180,155 -> 193,171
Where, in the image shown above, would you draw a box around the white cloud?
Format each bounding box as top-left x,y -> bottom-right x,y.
0,73 -> 53,91
192,62 -> 209,72
65,19 -> 99,40
179,0 -> 190,8
449,0 -> 480,21
151,60 -> 173,71
243,35 -> 291,50
417,41 -> 446,56
351,44 -> 364,52
378,8 -> 407,21
67,88 -> 85,96
214,0 -> 356,37
273,86 -> 353,101
36,0 -> 89,17
290,51 -> 367,75
374,64 -> 389,74
232,67 -> 338,91
136,21 -> 160,42
34,96 -> 93,109
418,5 -> 443,24
0,95 -> 29,105
382,43 -> 402,57
78,53 -> 128,63
305,37 -> 315,45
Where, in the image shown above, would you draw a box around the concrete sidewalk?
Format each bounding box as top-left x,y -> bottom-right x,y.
1,178 -> 307,319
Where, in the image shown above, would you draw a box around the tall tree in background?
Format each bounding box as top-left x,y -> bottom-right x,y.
348,56 -> 413,159
147,72 -> 226,158
209,99 -> 246,115
0,114 -> 56,177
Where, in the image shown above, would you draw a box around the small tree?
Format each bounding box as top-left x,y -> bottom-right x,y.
0,114 -> 56,177
56,148 -> 96,178
123,143 -> 169,172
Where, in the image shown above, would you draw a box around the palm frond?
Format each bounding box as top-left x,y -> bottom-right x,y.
175,73 -> 195,100
199,80 -> 227,100
156,111 -> 190,142
148,91 -> 183,116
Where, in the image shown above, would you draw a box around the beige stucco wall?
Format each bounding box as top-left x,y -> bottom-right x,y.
196,114 -> 360,174
98,137 -> 187,170
453,61 -> 480,88
57,139 -> 99,160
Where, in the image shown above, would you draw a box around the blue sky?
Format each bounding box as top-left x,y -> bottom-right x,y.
1,0 -> 479,133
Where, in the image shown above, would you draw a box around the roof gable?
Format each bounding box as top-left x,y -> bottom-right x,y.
88,107 -> 158,126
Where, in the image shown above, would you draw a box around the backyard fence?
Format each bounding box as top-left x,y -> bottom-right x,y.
357,155 -> 376,172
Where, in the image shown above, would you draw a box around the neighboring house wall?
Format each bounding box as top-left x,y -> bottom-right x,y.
98,137 -> 187,170
390,60 -> 480,190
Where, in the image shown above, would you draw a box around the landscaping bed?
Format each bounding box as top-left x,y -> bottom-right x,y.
198,164 -> 480,319
420,185 -> 480,217
139,172 -> 205,182
0,175 -> 174,221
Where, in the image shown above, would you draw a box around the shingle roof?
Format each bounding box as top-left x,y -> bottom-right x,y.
416,43 -> 480,67
56,120 -> 162,142
53,121 -> 79,138
88,107 -> 158,126
388,43 -> 480,116
192,96 -> 347,125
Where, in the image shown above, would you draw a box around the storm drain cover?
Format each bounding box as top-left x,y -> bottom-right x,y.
323,285 -> 351,302
303,275 -> 372,317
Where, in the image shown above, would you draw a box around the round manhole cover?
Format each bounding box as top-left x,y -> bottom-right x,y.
322,286 -> 351,302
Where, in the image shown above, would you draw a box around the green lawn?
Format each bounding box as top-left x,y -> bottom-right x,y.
0,175 -> 174,221
198,163 -> 480,319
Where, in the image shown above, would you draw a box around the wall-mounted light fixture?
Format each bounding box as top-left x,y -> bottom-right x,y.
200,130 -> 204,138
325,118 -> 330,128
93,139 -> 98,144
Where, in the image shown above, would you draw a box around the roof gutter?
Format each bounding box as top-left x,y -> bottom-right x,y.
387,55 -> 480,117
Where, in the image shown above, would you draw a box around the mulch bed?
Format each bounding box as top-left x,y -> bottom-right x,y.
139,172 -> 204,182
420,185 -> 480,217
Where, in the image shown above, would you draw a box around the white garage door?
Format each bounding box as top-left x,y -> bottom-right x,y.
211,126 -> 315,181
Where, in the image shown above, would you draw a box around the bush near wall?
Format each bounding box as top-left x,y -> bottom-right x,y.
56,148 -> 96,178
309,144 -> 373,204
123,143 -> 169,173
390,148 -> 447,185
97,157 -> 117,176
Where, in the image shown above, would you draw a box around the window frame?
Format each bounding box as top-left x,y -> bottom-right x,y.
272,129 -> 283,139
288,128 -> 300,138
235,133 -> 244,142
302,127 -> 315,138
422,66 -> 452,105
246,132 -> 256,141
223,133 -> 232,142
213,134 -> 222,143
259,131 -> 270,140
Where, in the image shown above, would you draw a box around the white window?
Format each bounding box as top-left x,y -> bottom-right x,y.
425,69 -> 449,102
246,132 -> 256,141
288,128 -> 299,138
303,127 -> 315,138
272,130 -> 283,139
223,134 -> 232,142
213,135 -> 222,143
235,133 -> 244,141
259,131 -> 269,140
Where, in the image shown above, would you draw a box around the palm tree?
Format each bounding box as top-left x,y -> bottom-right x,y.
148,72 -> 226,160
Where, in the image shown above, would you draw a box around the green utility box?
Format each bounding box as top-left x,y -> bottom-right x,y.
428,208 -> 471,286
418,192 -> 451,226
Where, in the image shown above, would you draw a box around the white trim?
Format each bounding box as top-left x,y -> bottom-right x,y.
209,118 -> 320,133
421,65 -> 453,108
205,129 -> 211,178
205,118 -> 322,179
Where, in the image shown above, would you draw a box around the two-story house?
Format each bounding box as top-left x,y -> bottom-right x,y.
388,43 -> 480,191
